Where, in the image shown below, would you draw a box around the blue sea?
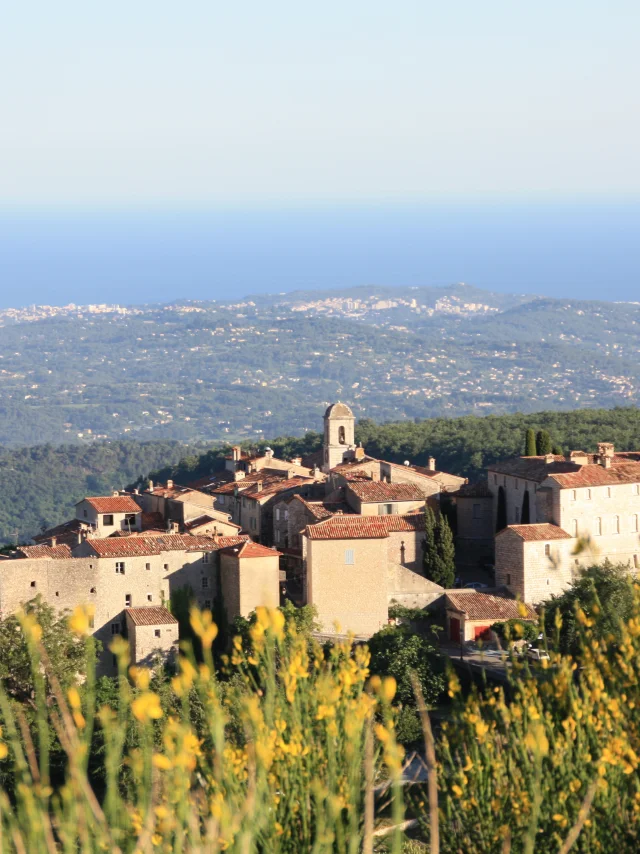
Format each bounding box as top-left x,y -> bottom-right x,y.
0,199 -> 638,308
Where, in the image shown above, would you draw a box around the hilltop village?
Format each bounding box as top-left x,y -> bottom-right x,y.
3,401 -> 640,673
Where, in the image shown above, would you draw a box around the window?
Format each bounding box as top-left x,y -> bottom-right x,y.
514,506 -> 520,523
473,504 -> 482,519
634,484 -> 640,496
586,489 -> 592,501
506,573 -> 511,586
284,510 -> 289,521
242,497 -> 247,508
203,552 -> 210,563
124,513 -> 136,527
544,544 -> 551,556
250,518 -> 256,529
163,563 -> 168,570
30,580 -> 36,588
145,562 -> 151,571
275,508 -> 280,521
112,655 -> 117,667
55,591 -> 59,597
90,587 -> 96,594
344,549 -> 355,565
606,487 -> 612,499
494,474 -> 498,485
515,479 -> 519,490
154,629 -> 161,638
379,504 -> 394,515
204,600 -> 212,609
83,508 -> 88,518
125,594 -> 132,607
503,477 -> 507,487
572,519 -> 578,536
614,515 -> 620,534
103,514 -> 114,526
338,426 -> 346,444
147,594 -> 153,602
635,555 -> 639,569
633,515 -> 639,533
218,495 -> 225,505
89,616 -> 94,629
595,517 -> 602,536
202,577 -> 209,589
571,490 -> 577,501
275,530 -> 281,543
111,622 -> 120,635
115,562 -> 125,575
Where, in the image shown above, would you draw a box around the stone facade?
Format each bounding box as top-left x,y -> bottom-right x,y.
219,543 -> 281,620
322,402 -> 357,472
306,536 -> 388,636
125,607 -> 179,668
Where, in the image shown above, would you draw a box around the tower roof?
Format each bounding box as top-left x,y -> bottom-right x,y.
324,402 -> 355,420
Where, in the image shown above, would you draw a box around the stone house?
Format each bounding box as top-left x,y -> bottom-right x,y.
125,606 -> 179,668
444,590 -> 537,643
219,541 -> 281,620
343,481 -> 425,516
490,444 -> 640,604
75,495 -> 143,537
303,513 -> 435,637
450,480 -> 494,544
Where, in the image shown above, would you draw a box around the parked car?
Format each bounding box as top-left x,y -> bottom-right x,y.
463,582 -> 488,590
527,647 -> 550,662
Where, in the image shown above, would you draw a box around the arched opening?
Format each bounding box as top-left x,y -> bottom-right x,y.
338,426 -> 346,444
521,490 -> 531,525
496,486 -> 507,532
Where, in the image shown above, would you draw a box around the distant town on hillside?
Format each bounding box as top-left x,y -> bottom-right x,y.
0,282 -> 639,447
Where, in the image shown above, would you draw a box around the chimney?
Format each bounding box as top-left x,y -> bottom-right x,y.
50,536 -> 57,547
148,480 -> 154,493
545,453 -> 555,464
370,470 -> 379,482
133,488 -> 139,495
77,532 -> 82,545
603,456 -> 612,469
569,451 -> 589,466
427,456 -> 436,471
287,470 -> 295,479
354,445 -> 365,461
166,479 -> 174,490
264,447 -> 274,459
598,443 -> 615,467
232,445 -> 242,462
256,481 -> 263,493
291,456 -> 301,466
234,470 -> 246,482
112,491 -> 119,497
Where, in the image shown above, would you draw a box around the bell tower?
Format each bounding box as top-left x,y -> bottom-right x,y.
322,402 -> 356,472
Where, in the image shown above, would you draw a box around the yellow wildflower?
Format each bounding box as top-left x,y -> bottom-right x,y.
132,692 -> 163,723
68,604 -> 95,637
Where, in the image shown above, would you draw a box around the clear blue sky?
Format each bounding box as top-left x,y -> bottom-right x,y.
2,1 -> 639,205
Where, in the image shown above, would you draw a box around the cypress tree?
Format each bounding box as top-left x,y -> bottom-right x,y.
536,430 -> 552,456
422,505 -> 439,581
434,514 -> 456,589
525,428 -> 537,457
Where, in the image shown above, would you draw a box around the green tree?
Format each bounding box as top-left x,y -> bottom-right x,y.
422,506 -> 439,581
524,428 -> 537,457
433,514 -> 456,589
542,562 -> 637,657
536,429 -> 553,455
367,625 -> 444,709
0,596 -> 90,706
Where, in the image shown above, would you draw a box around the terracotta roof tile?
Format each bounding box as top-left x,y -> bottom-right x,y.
84,534 -> 248,558
498,524 -> 571,542
126,606 -> 178,626
219,541 -> 282,559
80,495 -> 141,514
242,477 -> 313,501
446,591 -> 537,622
548,463 -> 640,488
305,513 -> 425,540
488,456 -> 577,483
346,481 -> 425,502
16,544 -> 73,560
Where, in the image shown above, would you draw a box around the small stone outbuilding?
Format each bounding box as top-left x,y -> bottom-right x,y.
445,590 -> 537,644
125,606 -> 179,667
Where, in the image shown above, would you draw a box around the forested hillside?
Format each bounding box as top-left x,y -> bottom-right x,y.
0,440 -> 204,546
4,406 -> 640,546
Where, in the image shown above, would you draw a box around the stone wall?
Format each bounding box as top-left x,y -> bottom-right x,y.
219,553 -> 280,620
387,563 -> 444,609
456,495 -> 494,542
126,617 -> 179,668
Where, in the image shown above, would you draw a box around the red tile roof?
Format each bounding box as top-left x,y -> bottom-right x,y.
488,456 -> 577,483
498,524 -> 571,542
126,606 -> 178,626
33,519 -> 87,546
16,544 -> 73,560
548,463 -> 640,488
84,534 -> 248,558
80,495 -> 142,514
346,481 -> 425,502
305,513 -> 425,540
445,592 -> 537,622
219,541 -> 281,559
242,477 -> 314,501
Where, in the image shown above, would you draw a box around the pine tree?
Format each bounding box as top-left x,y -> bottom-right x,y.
422,506 -> 439,581
434,514 -> 456,589
525,428 -> 537,457
536,430 -> 552,456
